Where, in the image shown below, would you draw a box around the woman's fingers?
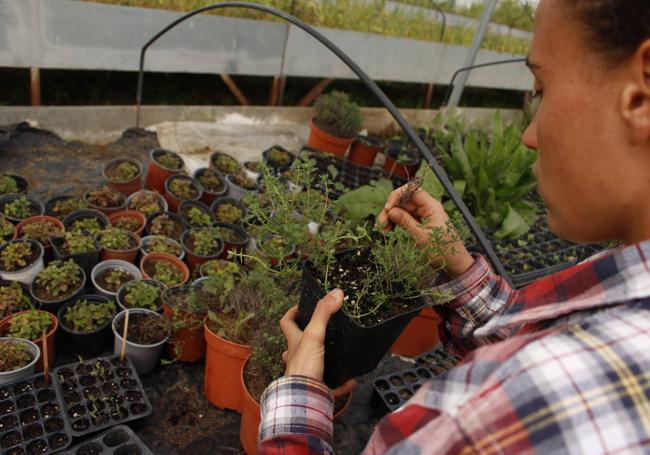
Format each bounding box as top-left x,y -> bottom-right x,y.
279,306 -> 301,348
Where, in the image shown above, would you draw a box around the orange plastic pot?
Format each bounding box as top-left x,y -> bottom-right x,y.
0,310 -> 58,373
108,210 -> 146,237
348,138 -> 382,167
145,149 -> 185,193
163,304 -> 206,362
140,252 -> 189,288
390,307 -> 441,357
204,325 -> 251,412
382,147 -> 421,179
306,120 -> 354,157
15,215 -> 64,256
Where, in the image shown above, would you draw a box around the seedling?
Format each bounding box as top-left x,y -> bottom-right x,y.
122,281 -> 161,311
149,214 -> 181,238
20,220 -> 63,244
149,260 -> 183,287
0,217 -> 14,241
0,281 -> 32,318
86,187 -> 125,208
8,309 -> 52,340
129,191 -> 163,216
51,197 -> 88,219
61,232 -> 97,255
3,196 -> 33,220
106,161 -> 139,182
63,299 -> 116,332
185,206 -> 212,227
97,228 -> 135,251
197,170 -> 224,193
267,147 -> 293,166
214,203 -> 243,224
213,154 -> 241,174
1,241 -> 35,271
155,152 -> 182,170
230,172 -> 257,190
200,260 -> 245,292
0,340 -> 33,372
168,178 -> 198,199
69,216 -> 103,234
35,260 -> 83,299
104,269 -> 133,293
113,217 -> 141,232
0,175 -> 18,194
143,236 -> 182,257
187,228 -> 221,256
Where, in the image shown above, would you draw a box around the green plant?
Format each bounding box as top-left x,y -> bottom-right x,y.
3,197 -> 32,220
211,226 -> 243,243
313,90 -> 362,138
144,236 -> 182,257
97,228 -> 135,250
0,340 -> 33,372
230,172 -> 257,190
155,151 -> 183,170
200,259 -> 244,284
149,214 -> 179,238
213,154 -> 241,174
0,281 -> 32,319
51,198 -> 88,219
169,178 -> 198,199
129,191 -> 163,216
267,147 -> 293,165
104,269 -> 132,292
20,221 -> 63,244
35,260 -> 82,298
197,170 -> 225,193
150,260 -> 184,287
1,241 -> 35,271
113,217 -> 141,232
188,228 -> 222,256
214,203 -> 243,224
8,310 -> 52,340
0,175 -> 18,195
0,217 -> 14,241
107,161 -> 139,182
86,187 -> 125,208
122,281 -> 161,310
185,206 -> 212,227
60,232 -> 97,255
69,216 -> 103,235
63,299 -> 115,332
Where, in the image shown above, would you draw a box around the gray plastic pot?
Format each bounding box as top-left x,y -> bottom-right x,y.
0,338 -> 40,384
112,308 -> 169,375
0,239 -> 44,285
91,259 -> 142,299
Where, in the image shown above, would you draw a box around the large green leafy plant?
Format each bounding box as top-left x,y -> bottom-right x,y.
313,90 -> 362,139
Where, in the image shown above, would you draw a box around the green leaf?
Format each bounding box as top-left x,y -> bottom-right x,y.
415,162 -> 443,200
494,204 -> 531,239
334,179 -> 393,225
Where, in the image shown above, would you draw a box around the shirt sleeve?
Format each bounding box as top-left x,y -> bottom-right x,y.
258,375 -> 335,455
432,255 -> 518,355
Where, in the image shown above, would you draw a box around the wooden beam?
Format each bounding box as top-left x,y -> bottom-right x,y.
424,83 -> 434,110
220,74 -> 249,106
276,75 -> 287,106
296,78 -> 333,107
30,68 -> 41,106
268,76 -> 281,106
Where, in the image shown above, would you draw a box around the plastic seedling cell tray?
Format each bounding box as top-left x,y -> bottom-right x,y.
0,373 -> 72,455
59,425 -> 153,455
52,356 -> 152,438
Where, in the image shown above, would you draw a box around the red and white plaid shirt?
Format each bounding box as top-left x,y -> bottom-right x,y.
259,242 -> 650,454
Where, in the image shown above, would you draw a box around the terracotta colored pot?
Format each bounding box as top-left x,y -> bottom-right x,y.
163,304 -> 206,362
193,168 -> 228,206
108,210 -> 147,237
83,188 -> 127,217
181,229 -> 224,274
140,252 -> 189,289
306,120 -> 355,157
348,137 -> 383,167
0,310 -> 58,373
103,157 -> 143,196
204,325 -> 251,412
382,146 -> 421,179
15,215 -> 64,258
146,149 -> 185,193
163,175 -> 204,213
390,307 -> 441,357
96,230 -> 141,263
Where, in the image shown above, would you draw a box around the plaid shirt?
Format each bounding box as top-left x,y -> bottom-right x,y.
259,241 -> 650,454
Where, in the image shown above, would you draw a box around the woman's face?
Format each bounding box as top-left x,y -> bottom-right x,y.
522,0 -> 650,244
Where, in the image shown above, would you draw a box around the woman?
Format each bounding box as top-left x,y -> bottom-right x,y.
259,0 -> 650,453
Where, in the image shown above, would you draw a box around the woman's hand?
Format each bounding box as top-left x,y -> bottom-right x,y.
280,289 -> 357,397
377,184 -> 474,278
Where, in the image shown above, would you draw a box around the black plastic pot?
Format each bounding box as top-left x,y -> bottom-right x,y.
50,237 -> 101,279
60,425 -> 153,455
178,200 -> 215,228
30,263 -> 87,314
262,145 -> 296,173
0,372 -> 73,454
210,197 -> 247,226
209,151 -> 243,175
62,209 -> 110,234
0,194 -> 45,224
0,174 -> 29,195
144,211 -> 187,242
295,250 -> 426,388
57,295 -> 116,357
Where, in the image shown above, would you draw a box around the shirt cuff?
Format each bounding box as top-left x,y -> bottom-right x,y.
259,375 -> 334,444
432,254 -> 492,308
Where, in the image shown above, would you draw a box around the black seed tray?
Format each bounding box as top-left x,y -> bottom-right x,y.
59,425 -> 152,455
52,356 -> 152,438
0,373 -> 73,455
373,348 -> 460,412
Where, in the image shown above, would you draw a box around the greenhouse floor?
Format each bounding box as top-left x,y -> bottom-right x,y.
0,122 -> 416,454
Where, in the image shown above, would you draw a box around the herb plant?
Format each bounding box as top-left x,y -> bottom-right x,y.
214,203 -> 243,225
8,310 -> 52,340
0,281 -> 32,318
96,228 -> 135,250
185,207 -> 212,227
3,197 -> 33,220
313,90 -> 362,138
63,299 -> 115,332
0,175 -> 18,195
35,260 -> 82,299
155,152 -> 182,170
128,191 -> 163,216
150,260 -> 183,287
0,341 -> 32,372
122,281 -> 161,311
1,241 -> 35,271
20,221 -> 63,245
60,232 -> 97,255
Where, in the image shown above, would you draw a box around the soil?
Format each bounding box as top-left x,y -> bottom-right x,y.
0,245 -> 39,272
96,268 -> 135,293
44,418 -> 64,433
117,313 -> 169,345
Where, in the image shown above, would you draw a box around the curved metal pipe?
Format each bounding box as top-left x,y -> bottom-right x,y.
135,2 -> 510,282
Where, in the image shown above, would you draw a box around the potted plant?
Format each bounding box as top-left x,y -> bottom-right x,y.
211,198 -> 246,226
262,145 -> 296,172
0,239 -> 44,284
0,280 -> 33,319
145,212 -> 187,241
307,90 -> 362,157
0,194 -> 44,224
209,151 -> 242,175
0,174 -> 28,195
146,149 -> 185,193
211,223 -> 249,258
0,338 -> 40,384
16,215 -> 65,257
193,168 -> 227,205
63,209 -> 110,235
95,227 -> 141,263
162,285 -> 209,362
181,228 -> 224,273
139,235 -> 184,259
58,295 -> 116,356
178,200 -> 214,228
45,195 -> 89,220
225,172 -> 258,200
116,279 -> 165,313
112,308 -> 170,375
243,161 -> 262,181
51,231 -> 101,277
84,186 -> 127,216
30,259 -> 86,313
0,215 -> 16,244
103,157 -> 143,196
0,309 -> 56,372
163,175 -> 203,213
108,210 -> 146,236
139,253 -> 189,288
126,190 -> 168,216
382,144 -> 421,179
91,259 -> 142,298
348,135 -> 383,167
199,259 -> 246,281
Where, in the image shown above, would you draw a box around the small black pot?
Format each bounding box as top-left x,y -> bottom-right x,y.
50,236 -> 101,279
178,200 -> 215,228
0,174 -> 29,194
63,209 -> 110,233
30,263 -> 87,314
262,145 -> 296,173
210,197 -> 247,226
144,211 -> 187,242
209,151 -> 242,174
0,193 -> 44,224
192,167 -> 228,203
57,294 -> 116,357
45,195 -> 88,220
295,249 -> 426,388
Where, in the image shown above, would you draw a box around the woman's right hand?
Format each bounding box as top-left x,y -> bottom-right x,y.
377,184 -> 475,278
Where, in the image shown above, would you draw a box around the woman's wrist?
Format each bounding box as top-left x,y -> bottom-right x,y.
444,244 -> 475,278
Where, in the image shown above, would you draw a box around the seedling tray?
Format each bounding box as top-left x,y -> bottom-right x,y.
373,348 -> 459,412
60,425 -> 153,455
0,373 -> 73,455
52,356 -> 152,438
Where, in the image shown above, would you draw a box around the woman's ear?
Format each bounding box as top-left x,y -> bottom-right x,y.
621,40 -> 650,144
